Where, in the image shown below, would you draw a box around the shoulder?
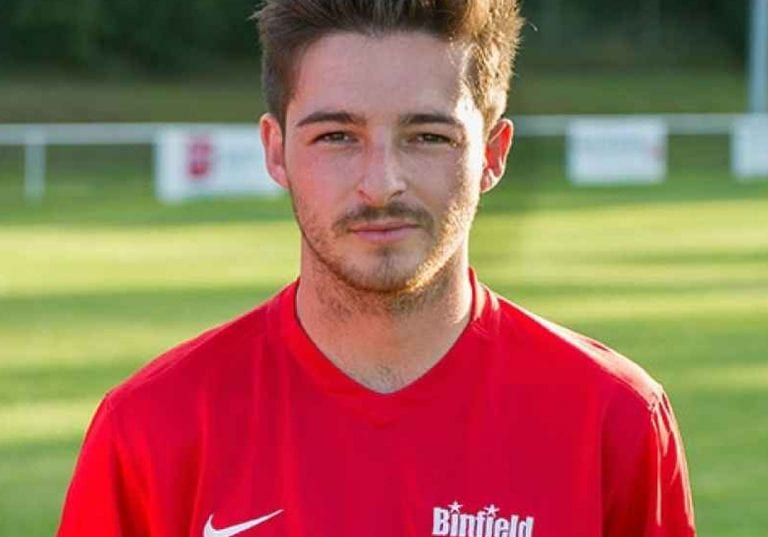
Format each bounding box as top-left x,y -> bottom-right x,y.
486,289 -> 664,412
103,284 -> 290,416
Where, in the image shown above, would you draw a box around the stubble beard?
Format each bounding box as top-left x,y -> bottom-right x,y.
289,182 -> 479,314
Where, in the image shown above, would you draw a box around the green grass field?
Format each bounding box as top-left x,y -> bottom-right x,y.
0,139 -> 766,536
0,68 -> 766,535
0,67 -> 746,123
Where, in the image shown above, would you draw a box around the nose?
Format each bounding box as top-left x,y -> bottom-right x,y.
356,141 -> 407,207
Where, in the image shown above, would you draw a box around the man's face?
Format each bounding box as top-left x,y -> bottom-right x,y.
262,31 -> 509,294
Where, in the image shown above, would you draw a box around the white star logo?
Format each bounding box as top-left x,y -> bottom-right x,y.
485,504 -> 500,517
448,501 -> 463,513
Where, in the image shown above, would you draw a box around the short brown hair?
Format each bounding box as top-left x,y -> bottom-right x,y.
254,0 -> 523,131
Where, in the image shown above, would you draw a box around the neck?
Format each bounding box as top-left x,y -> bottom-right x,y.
295,249 -> 473,393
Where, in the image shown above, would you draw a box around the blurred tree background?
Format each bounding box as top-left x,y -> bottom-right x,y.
0,0 -> 259,72
0,0 -> 749,73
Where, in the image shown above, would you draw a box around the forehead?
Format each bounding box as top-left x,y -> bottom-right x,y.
287,31 -> 477,123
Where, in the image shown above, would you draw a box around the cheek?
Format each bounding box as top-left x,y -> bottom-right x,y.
427,151 -> 481,200
464,140 -> 487,179
286,156 -> 360,238
291,184 -> 334,227
287,145 -> 359,195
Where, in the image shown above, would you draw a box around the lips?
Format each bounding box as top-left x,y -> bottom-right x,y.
333,201 -> 432,239
348,220 -> 418,233
347,220 -> 419,243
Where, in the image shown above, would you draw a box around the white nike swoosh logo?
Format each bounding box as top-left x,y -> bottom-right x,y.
204,509 -> 283,537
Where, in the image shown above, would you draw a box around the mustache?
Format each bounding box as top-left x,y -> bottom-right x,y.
333,202 -> 433,236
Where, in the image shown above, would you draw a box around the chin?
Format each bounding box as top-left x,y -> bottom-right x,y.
336,260 -> 424,295
320,246 -> 442,295
304,231 -> 456,296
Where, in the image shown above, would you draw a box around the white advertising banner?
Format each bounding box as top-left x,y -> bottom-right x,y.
567,119 -> 667,185
154,127 -> 280,203
732,115 -> 768,180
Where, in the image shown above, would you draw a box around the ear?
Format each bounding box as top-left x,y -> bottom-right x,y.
480,118 -> 514,193
260,113 -> 289,190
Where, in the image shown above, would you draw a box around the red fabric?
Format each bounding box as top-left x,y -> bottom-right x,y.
57,273 -> 695,537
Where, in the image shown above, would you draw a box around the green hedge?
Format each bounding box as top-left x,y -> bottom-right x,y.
0,0 -> 261,70
0,0 -> 749,72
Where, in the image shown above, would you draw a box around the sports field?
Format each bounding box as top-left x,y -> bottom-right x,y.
1,71 -> 767,536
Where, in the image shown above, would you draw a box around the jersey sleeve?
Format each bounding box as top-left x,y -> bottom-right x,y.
56,396 -> 148,537
602,390 -> 696,537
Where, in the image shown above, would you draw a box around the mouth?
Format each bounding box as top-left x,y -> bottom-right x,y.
347,220 -> 420,243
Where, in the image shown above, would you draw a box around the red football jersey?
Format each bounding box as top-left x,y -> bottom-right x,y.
57,273 -> 695,536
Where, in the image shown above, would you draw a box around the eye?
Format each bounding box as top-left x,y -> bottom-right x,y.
412,132 -> 454,145
314,131 -> 355,144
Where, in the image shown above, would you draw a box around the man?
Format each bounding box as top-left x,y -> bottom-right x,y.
57,1 -> 696,536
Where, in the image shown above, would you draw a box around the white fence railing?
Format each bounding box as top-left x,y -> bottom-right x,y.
0,114 -> 764,202
0,123 -> 254,202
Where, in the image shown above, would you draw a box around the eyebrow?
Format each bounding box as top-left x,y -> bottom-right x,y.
295,110 -> 461,129
295,111 -> 365,128
399,113 -> 461,128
